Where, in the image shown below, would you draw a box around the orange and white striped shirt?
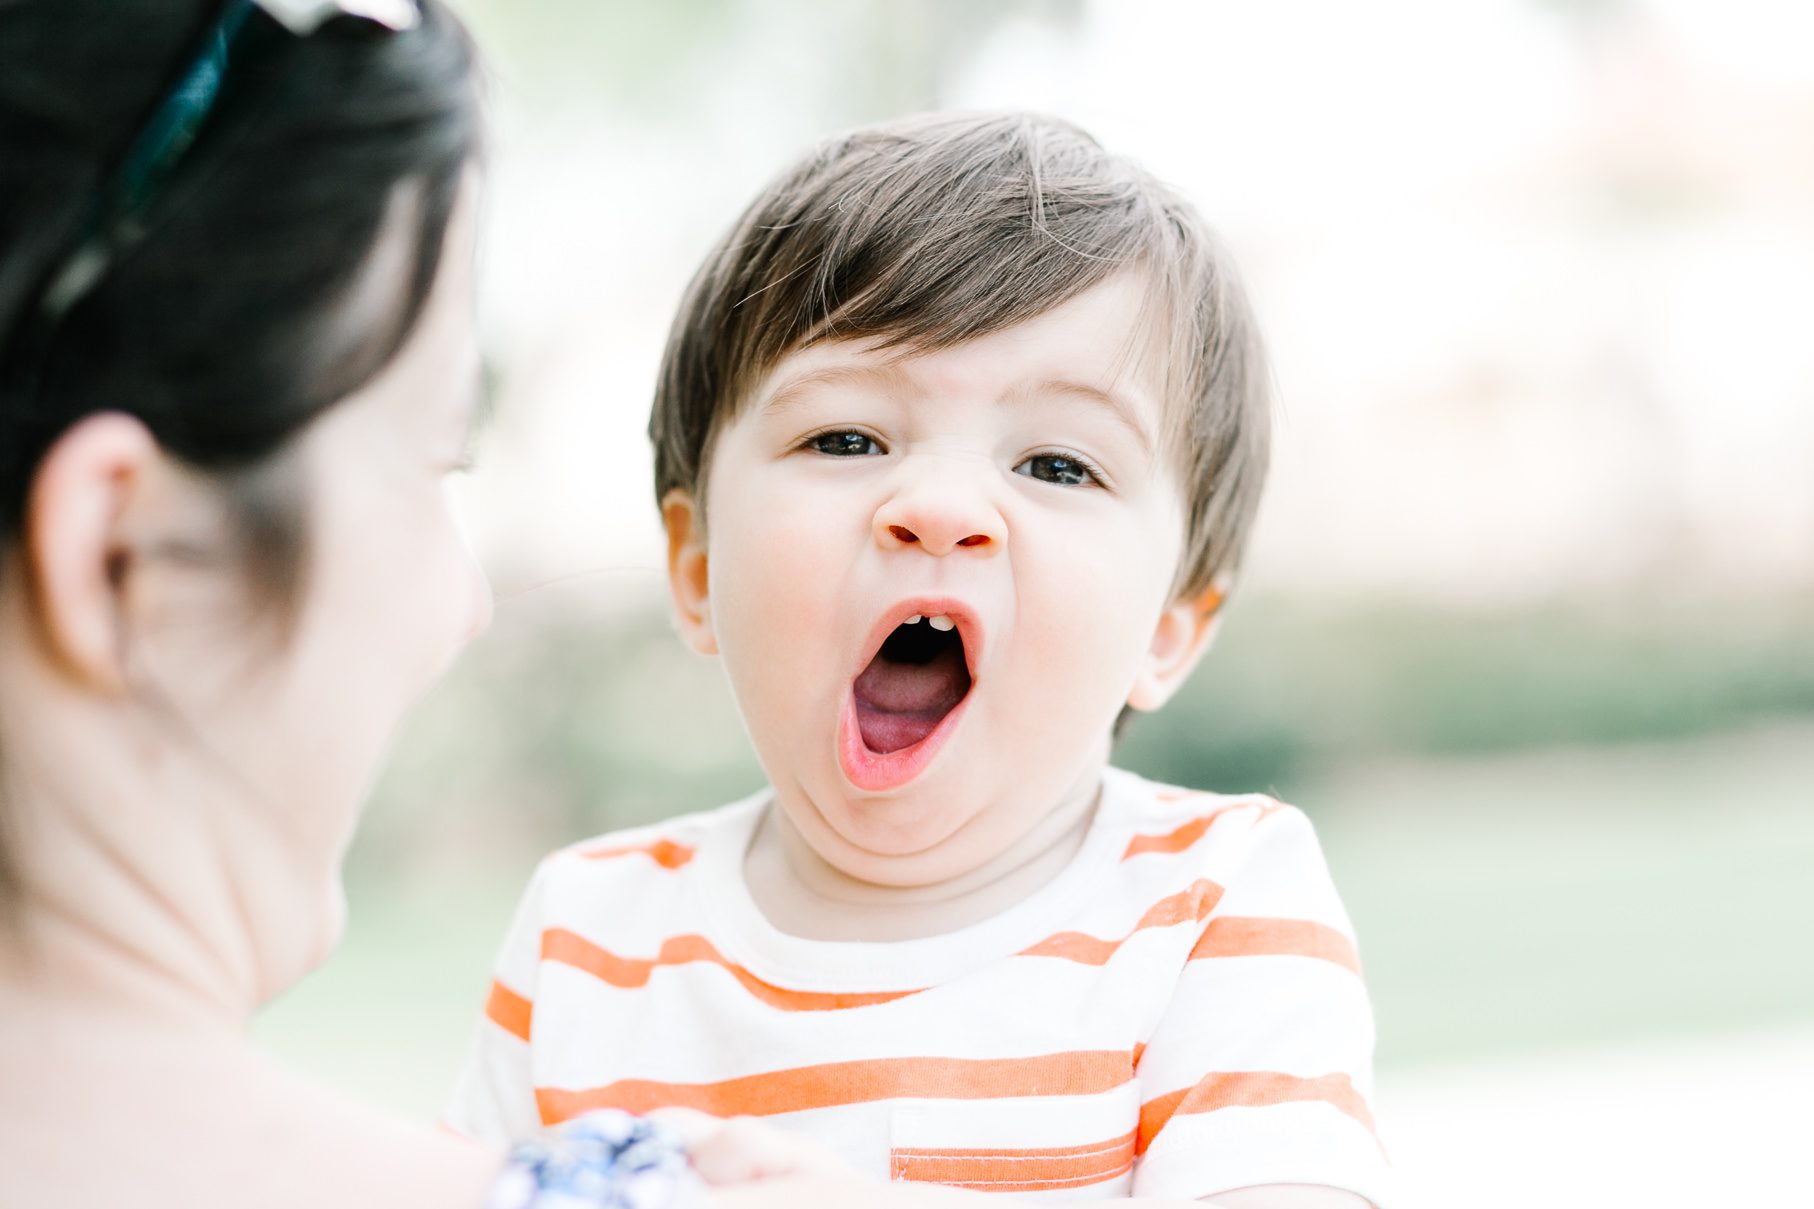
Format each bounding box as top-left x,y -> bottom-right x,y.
447,768 -> 1394,1204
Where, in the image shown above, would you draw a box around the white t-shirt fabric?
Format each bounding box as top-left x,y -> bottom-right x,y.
447,767 -> 1395,1205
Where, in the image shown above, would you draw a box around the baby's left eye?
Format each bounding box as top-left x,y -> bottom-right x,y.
1014,453 -> 1100,487
805,431 -> 884,457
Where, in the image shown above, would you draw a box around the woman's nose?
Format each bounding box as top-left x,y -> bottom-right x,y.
872,469 -> 1007,557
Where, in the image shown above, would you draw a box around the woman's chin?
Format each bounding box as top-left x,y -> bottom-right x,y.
264,880 -> 348,1005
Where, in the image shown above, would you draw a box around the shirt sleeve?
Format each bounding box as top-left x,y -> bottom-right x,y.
1130,804 -> 1396,1207
444,857 -> 555,1145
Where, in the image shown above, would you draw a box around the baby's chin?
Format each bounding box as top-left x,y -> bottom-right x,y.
803,792 -> 1006,887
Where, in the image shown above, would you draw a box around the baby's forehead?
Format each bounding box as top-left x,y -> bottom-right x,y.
750,273 -> 1178,429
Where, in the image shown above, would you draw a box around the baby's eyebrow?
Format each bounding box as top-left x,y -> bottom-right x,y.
758,363 -> 908,416
1009,378 -> 1156,458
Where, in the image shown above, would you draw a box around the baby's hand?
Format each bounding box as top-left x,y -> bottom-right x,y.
647,1108 -> 852,1185
652,1111 -> 936,1208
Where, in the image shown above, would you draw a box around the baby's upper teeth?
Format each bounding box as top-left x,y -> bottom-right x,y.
904,614 -> 924,625
927,614 -> 955,632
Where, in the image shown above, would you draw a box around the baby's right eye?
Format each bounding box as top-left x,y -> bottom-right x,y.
805,430 -> 883,457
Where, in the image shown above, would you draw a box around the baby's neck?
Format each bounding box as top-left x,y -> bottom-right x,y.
744,770 -> 1102,942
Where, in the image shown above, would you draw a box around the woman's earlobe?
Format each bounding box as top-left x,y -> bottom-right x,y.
660,488 -> 717,656
22,413 -> 161,691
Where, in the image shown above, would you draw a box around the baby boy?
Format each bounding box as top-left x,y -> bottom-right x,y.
449,112 -> 1392,1208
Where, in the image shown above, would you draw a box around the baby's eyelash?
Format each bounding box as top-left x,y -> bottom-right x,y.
1060,450 -> 1107,483
796,426 -> 887,456
1020,447 -> 1110,489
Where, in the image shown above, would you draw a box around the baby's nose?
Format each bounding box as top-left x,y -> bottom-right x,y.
873,473 -> 1006,557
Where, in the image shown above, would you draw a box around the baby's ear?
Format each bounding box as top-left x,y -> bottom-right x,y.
661,489 -> 717,655
1126,581 -> 1226,712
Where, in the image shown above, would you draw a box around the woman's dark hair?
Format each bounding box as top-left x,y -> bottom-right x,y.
0,0 -> 482,909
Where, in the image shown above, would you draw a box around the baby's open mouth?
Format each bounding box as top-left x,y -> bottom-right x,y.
851,614 -> 972,754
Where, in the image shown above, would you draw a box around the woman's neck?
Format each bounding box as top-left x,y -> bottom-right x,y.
0,605 -> 499,1209
1,818 -> 258,1034
0,633 -> 329,1034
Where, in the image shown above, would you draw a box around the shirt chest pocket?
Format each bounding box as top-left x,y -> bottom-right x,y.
888,1082 -> 1141,1202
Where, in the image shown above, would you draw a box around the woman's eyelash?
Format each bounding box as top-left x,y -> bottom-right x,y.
446,431 -> 483,474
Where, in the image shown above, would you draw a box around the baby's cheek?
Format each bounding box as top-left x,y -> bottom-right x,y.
1018,557 -> 1157,720
709,511 -> 848,700
713,531 -> 814,639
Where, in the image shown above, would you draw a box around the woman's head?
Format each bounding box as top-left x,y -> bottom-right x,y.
0,0 -> 488,973
0,0 -> 481,529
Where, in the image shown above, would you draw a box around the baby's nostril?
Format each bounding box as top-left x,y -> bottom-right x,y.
956,534 -> 989,547
889,525 -> 919,544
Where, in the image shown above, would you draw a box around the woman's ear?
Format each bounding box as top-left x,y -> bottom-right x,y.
660,488 -> 717,656
1126,581 -> 1227,713
22,412 -> 162,691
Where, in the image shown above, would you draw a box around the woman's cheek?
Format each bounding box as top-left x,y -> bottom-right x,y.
352,501 -> 478,702
415,510 -> 490,679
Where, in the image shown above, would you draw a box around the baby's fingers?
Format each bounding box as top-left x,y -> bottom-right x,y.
644,1107 -> 724,1151
673,1115 -> 850,1185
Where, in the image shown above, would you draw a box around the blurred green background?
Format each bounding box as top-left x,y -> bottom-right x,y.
255,9 -> 1814,1202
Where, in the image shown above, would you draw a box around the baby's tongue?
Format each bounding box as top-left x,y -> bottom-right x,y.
852,647 -> 968,754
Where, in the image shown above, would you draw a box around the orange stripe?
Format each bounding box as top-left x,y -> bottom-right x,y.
891,1128 -> 1136,1191
1123,811 -> 1219,859
1137,1071 -> 1376,1155
1189,916 -> 1363,976
545,878 -> 1234,1013
484,980 -> 533,1041
1122,797 -> 1286,860
572,837 -> 695,869
536,1051 -> 1135,1124
541,927 -> 920,1012
1019,878 -> 1224,964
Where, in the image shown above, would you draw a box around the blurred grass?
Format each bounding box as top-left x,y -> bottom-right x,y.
258,595 -> 1814,1117
1115,594 -> 1814,793
1308,724 -> 1814,1067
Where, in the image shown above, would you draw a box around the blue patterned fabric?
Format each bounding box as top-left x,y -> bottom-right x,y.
485,1111 -> 703,1209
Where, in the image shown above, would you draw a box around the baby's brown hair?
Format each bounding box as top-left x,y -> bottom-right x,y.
649,111 -> 1270,598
